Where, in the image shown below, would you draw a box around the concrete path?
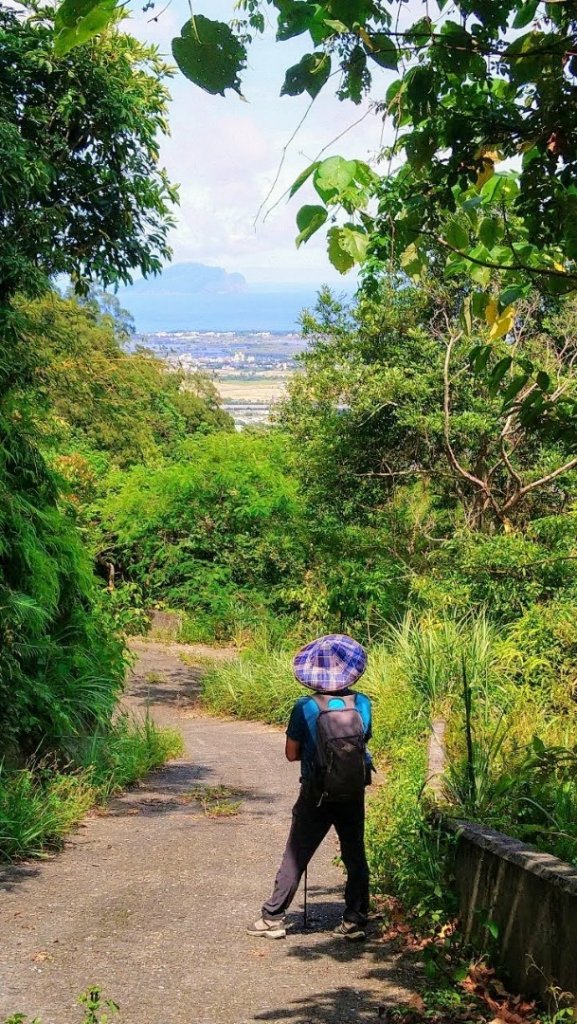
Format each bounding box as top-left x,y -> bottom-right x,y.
0,641 -> 415,1024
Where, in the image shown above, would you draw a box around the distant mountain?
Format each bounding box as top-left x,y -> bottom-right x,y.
116,262 -> 349,333
122,262 -> 247,298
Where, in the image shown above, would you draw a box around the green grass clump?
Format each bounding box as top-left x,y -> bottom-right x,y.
0,765 -> 95,861
201,641 -> 301,724
0,715 -> 183,862
76,713 -> 184,801
184,784 -> 243,817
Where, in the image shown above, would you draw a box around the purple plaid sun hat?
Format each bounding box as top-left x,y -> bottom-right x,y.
293,634 -> 368,693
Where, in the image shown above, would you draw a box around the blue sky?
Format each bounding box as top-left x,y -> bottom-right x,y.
127,1 -> 401,288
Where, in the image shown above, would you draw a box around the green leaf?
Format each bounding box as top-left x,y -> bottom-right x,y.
327,226 -> 355,273
54,0 -> 118,56
513,0 -> 539,28
488,356 -> 513,395
276,2 -> 316,41
341,44 -> 366,104
481,172 -> 519,205
313,156 -> 357,202
295,205 -> 328,247
364,33 -> 398,70
172,16 -> 246,96
532,735 -> 546,755
400,242 -> 423,279
506,31 -> 552,86
281,53 -> 331,99
536,370 -> 550,392
502,374 -> 529,406
478,217 -> 500,249
407,17 -> 433,46
518,357 -> 535,374
469,344 -> 492,373
327,225 -> 369,272
338,224 -> 369,262
453,966 -> 469,983
328,0 -> 375,29
471,291 -> 490,319
499,284 -> 529,308
289,162 -> 320,198
487,920 -> 499,940
445,219 -> 469,250
386,79 -> 403,106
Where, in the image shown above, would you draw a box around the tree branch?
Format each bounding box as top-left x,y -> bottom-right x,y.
502,456 -> 577,513
418,229 -> 577,283
443,332 -> 504,521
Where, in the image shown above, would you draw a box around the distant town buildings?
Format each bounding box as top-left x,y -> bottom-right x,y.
129,330 -> 306,427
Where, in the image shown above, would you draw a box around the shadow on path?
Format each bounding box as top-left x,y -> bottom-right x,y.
0,863 -> 42,894
254,942 -> 417,1023
128,672 -> 201,709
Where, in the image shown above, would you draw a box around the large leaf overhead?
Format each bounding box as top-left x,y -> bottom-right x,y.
54,0 -> 118,55
281,53 -> 331,98
172,16 -> 246,96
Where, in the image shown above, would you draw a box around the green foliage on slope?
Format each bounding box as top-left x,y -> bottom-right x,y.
0,307 -> 126,764
21,291 -> 233,481
97,431 -> 308,640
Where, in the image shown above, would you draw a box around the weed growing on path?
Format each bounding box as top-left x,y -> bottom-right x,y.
144,671 -> 166,685
3,987 -> 118,1024
183,784 -> 243,817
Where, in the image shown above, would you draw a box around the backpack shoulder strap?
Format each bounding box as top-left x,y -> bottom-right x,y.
302,695 -> 322,732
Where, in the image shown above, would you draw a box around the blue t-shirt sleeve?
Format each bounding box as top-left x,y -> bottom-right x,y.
286,699 -> 307,743
356,693 -> 372,741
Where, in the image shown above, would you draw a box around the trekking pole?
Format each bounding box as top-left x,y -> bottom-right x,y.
303,865 -> 308,930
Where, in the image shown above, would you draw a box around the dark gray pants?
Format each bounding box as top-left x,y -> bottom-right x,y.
262,787 -> 370,925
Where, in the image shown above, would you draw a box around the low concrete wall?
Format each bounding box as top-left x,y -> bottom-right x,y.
447,819 -> 577,1008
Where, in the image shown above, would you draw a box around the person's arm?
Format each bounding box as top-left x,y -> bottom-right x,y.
285,700 -> 305,762
285,737 -> 301,761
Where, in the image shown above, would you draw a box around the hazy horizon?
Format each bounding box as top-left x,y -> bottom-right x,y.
118,260 -> 353,333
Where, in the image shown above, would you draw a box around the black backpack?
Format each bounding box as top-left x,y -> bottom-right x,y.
310,693 -> 367,803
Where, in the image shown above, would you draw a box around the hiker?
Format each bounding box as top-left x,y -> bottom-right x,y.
247,633 -> 373,942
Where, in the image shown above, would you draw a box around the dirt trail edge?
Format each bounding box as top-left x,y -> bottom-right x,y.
0,640 -> 416,1024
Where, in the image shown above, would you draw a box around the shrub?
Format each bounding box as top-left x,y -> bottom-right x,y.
97,431 -> 308,639
0,405 -> 126,764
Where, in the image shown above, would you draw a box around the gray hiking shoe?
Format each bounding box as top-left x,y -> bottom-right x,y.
247,916 -> 286,939
333,919 -> 366,941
